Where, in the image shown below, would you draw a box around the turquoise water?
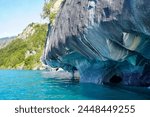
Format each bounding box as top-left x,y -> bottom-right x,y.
0,70 -> 150,100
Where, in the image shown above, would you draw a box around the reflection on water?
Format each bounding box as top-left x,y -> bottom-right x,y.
0,70 -> 150,100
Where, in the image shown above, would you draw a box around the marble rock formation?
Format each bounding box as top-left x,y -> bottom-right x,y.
43,0 -> 150,86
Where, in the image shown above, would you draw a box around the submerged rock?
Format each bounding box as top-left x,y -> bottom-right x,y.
43,0 -> 150,86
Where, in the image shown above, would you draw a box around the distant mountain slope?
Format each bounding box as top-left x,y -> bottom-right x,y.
0,23 -> 48,70
0,36 -> 16,49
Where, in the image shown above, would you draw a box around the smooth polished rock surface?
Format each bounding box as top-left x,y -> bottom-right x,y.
43,0 -> 150,86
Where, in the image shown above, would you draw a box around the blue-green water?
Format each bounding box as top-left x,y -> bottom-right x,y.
0,70 -> 150,100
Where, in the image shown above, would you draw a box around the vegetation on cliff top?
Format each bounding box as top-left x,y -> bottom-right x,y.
0,23 -> 47,70
41,0 -> 63,24
0,0 -> 62,70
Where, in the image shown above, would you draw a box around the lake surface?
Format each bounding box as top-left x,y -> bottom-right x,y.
0,70 -> 150,100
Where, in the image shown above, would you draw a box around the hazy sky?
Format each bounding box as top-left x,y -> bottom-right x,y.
0,0 -> 47,38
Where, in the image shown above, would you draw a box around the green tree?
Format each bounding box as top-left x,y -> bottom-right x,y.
41,0 -> 57,23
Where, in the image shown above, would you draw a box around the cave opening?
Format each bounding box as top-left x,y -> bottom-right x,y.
103,7 -> 111,18
109,75 -> 122,84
